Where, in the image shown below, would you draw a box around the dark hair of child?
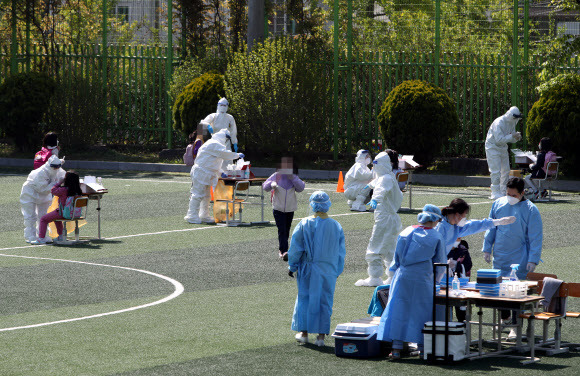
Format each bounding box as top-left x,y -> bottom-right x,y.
188,131 -> 197,144
507,176 -> 525,193
539,137 -> 552,152
43,132 -> 58,148
441,198 -> 470,217
386,149 -> 398,170
64,171 -> 83,196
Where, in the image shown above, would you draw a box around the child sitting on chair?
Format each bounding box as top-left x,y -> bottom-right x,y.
31,171 -> 83,245
524,137 -> 556,198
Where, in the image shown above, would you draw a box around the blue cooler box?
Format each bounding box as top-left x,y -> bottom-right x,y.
332,322 -> 383,358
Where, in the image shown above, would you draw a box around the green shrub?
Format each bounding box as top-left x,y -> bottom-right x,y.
172,72 -> 225,137
169,59 -> 204,102
378,80 -> 459,165
225,37 -> 332,155
527,73 -> 580,176
0,72 -> 56,151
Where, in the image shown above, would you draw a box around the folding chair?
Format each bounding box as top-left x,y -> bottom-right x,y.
532,162 -> 559,202
54,196 -> 89,244
396,171 -> 412,210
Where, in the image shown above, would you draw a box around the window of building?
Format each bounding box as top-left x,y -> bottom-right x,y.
557,21 -> 580,36
115,6 -> 130,23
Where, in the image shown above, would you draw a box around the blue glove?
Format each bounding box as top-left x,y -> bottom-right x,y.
237,153 -> 244,159
368,199 -> 378,209
363,185 -> 370,190
207,124 -> 214,134
233,143 -> 238,152
221,172 -> 228,178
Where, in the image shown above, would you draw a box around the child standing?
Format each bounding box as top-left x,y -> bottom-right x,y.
183,126 -> 204,167
525,137 -> 556,197
31,171 -> 83,245
447,239 -> 472,322
34,132 -> 60,169
263,157 -> 305,261
288,191 -> 346,347
377,204 -> 447,359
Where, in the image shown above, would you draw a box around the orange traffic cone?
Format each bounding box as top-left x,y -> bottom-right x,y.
336,171 -> 345,193
210,186 -> 214,201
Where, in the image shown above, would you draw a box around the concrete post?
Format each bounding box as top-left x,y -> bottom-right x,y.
247,0 -> 265,51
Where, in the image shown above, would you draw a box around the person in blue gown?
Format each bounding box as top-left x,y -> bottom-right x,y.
377,204 -> 447,359
288,191 -> 346,347
437,198 -> 515,257
483,177 -> 543,280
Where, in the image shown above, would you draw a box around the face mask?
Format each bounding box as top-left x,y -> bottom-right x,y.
452,240 -> 460,248
507,195 -> 520,205
365,157 -> 371,165
218,105 -> 227,113
457,217 -> 468,227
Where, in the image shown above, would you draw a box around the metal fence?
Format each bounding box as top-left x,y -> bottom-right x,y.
1,0 -> 579,155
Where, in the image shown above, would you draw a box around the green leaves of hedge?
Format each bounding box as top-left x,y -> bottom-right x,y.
527,73 -> 580,176
378,80 -> 459,165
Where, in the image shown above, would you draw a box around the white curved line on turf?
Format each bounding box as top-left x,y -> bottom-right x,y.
0,254 -> 184,332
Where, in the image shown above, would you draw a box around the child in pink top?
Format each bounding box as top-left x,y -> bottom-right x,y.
33,132 -> 60,169
32,171 -> 83,245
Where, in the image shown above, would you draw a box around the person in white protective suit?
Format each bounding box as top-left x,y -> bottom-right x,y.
344,149 -> 373,211
355,151 -> 404,287
184,129 -> 244,224
485,106 -> 523,200
201,97 -> 238,151
20,155 -> 66,242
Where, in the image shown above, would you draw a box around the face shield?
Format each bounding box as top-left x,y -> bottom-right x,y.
217,98 -> 229,114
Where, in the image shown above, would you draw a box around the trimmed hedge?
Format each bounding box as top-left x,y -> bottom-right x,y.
0,72 -> 56,151
527,73 -> 580,176
172,72 -> 225,137
378,80 -> 459,165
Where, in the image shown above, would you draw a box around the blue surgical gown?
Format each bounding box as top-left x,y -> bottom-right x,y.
288,215 -> 346,334
483,197 -> 543,280
377,225 -> 447,344
436,217 -> 494,256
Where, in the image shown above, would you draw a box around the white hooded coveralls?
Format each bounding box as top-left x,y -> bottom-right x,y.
185,129 -> 240,222
344,150 -> 373,210
363,152 -> 403,284
20,156 -> 65,241
485,106 -> 522,199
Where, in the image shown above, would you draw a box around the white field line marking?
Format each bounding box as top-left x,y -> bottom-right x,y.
0,254 -> 184,332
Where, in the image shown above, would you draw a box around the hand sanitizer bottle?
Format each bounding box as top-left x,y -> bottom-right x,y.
509,264 -> 519,281
452,273 -> 460,293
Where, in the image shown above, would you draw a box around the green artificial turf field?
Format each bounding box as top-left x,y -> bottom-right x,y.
1,170 -> 579,375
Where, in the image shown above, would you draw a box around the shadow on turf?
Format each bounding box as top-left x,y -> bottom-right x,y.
51,239 -> 122,249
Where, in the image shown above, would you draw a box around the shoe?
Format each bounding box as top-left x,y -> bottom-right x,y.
355,277 -> 383,287
282,252 -> 288,262
201,217 -> 215,224
31,238 -> 48,245
508,329 -> 517,340
314,338 -> 325,347
42,237 -> 53,244
25,238 -> 31,243
351,204 -> 367,212
295,332 -> 308,344
56,234 -> 64,242
186,218 -> 202,224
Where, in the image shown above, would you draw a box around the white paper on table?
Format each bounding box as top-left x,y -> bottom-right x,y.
398,155 -> 420,169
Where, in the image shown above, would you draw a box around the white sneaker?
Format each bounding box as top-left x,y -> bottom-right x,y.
186,218 -> 202,224
42,237 -> 53,244
355,277 -> 384,287
201,217 -> 216,224
314,338 -> 325,347
31,238 -> 48,245
295,332 -> 308,344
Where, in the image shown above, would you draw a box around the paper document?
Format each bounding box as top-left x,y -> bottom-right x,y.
398,155 -> 420,169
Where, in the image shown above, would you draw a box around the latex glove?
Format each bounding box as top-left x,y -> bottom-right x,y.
529,163 -> 534,169
484,253 -> 492,264
512,131 -> 522,141
233,143 -> 238,152
271,182 -> 278,189
237,153 -> 245,159
288,271 -> 294,278
447,258 -> 457,271
527,262 -> 536,273
492,216 -> 516,226
368,199 -> 378,209
207,124 -> 214,134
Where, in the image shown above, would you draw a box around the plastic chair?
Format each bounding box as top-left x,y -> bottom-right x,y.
54,196 -> 89,244
532,162 -> 559,202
